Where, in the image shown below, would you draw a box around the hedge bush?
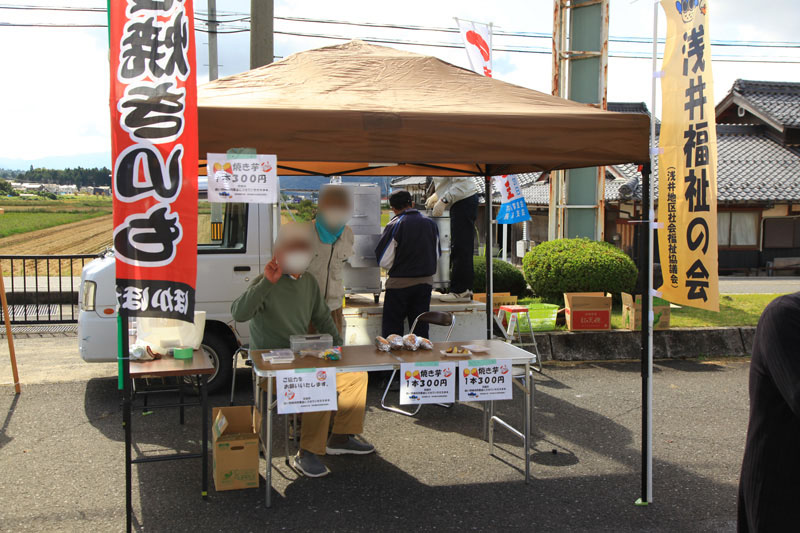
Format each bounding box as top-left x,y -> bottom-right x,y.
522,238 -> 638,305
472,256 -> 529,297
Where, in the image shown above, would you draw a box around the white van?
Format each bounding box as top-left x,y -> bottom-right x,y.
79,190 -> 275,393
78,186 -> 487,393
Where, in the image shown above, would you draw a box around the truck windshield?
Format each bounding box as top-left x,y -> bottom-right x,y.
198,199 -> 248,253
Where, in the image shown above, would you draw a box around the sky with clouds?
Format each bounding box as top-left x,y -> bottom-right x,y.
0,0 -> 798,168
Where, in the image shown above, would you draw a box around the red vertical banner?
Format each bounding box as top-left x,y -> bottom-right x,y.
109,0 -> 198,322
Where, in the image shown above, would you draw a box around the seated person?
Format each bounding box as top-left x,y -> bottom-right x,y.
231,222 -> 374,478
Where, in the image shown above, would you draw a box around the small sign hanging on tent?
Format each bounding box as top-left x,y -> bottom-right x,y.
657,0 -> 719,311
494,175 -> 531,224
206,153 -> 278,203
109,0 -> 199,323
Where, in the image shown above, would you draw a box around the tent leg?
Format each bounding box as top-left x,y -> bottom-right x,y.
485,176 -> 493,340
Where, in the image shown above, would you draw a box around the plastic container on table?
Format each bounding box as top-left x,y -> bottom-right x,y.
136,311 -> 206,351
173,347 -> 193,359
289,334 -> 333,355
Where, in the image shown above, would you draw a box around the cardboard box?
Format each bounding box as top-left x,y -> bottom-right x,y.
621,293 -> 671,330
563,292 -> 612,331
473,292 -> 518,313
212,406 -> 260,492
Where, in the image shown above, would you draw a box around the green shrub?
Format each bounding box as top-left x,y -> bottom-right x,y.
472,256 -> 529,297
522,238 -> 638,305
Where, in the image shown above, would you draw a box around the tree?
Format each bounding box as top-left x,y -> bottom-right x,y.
0,178 -> 17,196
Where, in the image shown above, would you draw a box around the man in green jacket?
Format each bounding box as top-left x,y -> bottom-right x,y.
231,222 -> 374,478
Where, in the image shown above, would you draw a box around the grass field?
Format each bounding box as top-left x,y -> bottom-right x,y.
0,210 -> 109,238
518,293 -> 779,329
0,195 -> 112,210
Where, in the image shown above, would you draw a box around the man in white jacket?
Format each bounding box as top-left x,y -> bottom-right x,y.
426,177 -> 479,301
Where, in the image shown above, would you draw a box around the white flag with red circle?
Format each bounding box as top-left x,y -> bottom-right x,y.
455,18 -> 493,77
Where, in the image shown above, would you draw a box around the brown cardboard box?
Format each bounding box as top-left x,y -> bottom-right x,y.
621,293 -> 671,330
563,292 -> 612,331
473,292 -> 518,313
212,406 -> 259,491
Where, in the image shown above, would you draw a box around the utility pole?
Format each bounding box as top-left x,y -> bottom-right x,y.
250,0 -> 274,69
207,0 -> 219,80
550,0 -> 609,241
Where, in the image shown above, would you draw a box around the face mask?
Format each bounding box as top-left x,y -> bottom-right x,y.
280,251 -> 313,275
321,208 -> 351,231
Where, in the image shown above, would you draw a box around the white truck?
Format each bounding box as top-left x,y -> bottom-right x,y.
78,190 -> 486,393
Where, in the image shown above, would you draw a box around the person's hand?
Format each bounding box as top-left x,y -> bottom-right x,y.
425,193 -> 439,209
432,199 -> 447,217
264,256 -> 282,284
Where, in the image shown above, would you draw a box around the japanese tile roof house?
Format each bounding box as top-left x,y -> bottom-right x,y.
598,81 -> 800,274
389,81 -> 800,272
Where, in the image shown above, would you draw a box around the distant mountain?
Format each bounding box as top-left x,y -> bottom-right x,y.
0,152 -> 112,170
280,175 -> 393,195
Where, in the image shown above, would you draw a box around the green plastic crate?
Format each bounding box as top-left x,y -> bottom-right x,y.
526,303 -> 559,331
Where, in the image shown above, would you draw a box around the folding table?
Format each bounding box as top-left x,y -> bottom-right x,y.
250,339 -> 535,507
124,350 -> 213,526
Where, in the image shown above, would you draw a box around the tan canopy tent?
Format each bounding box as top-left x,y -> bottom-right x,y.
198,40 -> 649,176
197,40 -> 651,340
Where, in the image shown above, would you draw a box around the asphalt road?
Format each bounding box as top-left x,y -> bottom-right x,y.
719,277 -> 800,294
0,358 -> 750,532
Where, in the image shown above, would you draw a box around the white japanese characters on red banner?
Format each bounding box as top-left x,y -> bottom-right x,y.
458,359 -> 513,401
455,18 -> 493,77
206,153 -> 278,204
276,368 -> 337,414
109,0 -> 199,323
493,174 -> 531,224
399,362 -> 456,405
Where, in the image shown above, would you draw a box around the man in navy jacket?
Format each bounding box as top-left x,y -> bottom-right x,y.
375,190 -> 440,338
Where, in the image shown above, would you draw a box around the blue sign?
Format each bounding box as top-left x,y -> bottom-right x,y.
497,197 -> 530,224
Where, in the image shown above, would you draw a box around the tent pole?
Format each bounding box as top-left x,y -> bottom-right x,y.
485,175 -> 493,340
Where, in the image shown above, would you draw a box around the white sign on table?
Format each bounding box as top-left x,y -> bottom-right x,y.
399,362 -> 456,405
206,153 -> 278,203
458,359 -> 513,401
276,368 -> 337,414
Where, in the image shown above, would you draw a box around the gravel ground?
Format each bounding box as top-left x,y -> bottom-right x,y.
0,358 -> 749,532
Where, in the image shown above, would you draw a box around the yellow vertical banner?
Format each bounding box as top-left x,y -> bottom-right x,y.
658,0 -> 719,311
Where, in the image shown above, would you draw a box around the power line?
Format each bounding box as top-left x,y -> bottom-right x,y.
3,11 -> 799,64
0,22 -> 105,28
196,25 -> 800,64
3,4 -> 800,49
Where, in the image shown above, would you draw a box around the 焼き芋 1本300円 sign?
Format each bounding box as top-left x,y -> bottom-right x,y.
399,362 -> 456,405
276,368 -> 337,414
458,359 -> 513,401
206,153 -> 278,204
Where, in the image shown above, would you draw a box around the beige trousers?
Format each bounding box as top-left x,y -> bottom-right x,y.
302,307 -> 365,455
300,371 -> 368,455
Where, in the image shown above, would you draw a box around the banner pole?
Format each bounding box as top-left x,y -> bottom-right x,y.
0,273 -> 20,395
485,175 -> 493,340
645,0 -> 659,505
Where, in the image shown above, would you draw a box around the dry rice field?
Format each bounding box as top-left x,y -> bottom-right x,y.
0,215 -> 113,276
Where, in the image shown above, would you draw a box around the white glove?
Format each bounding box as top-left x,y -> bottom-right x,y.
432,199 -> 447,217
425,193 -> 439,209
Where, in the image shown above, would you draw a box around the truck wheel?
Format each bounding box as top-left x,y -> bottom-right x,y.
198,331 -> 234,395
